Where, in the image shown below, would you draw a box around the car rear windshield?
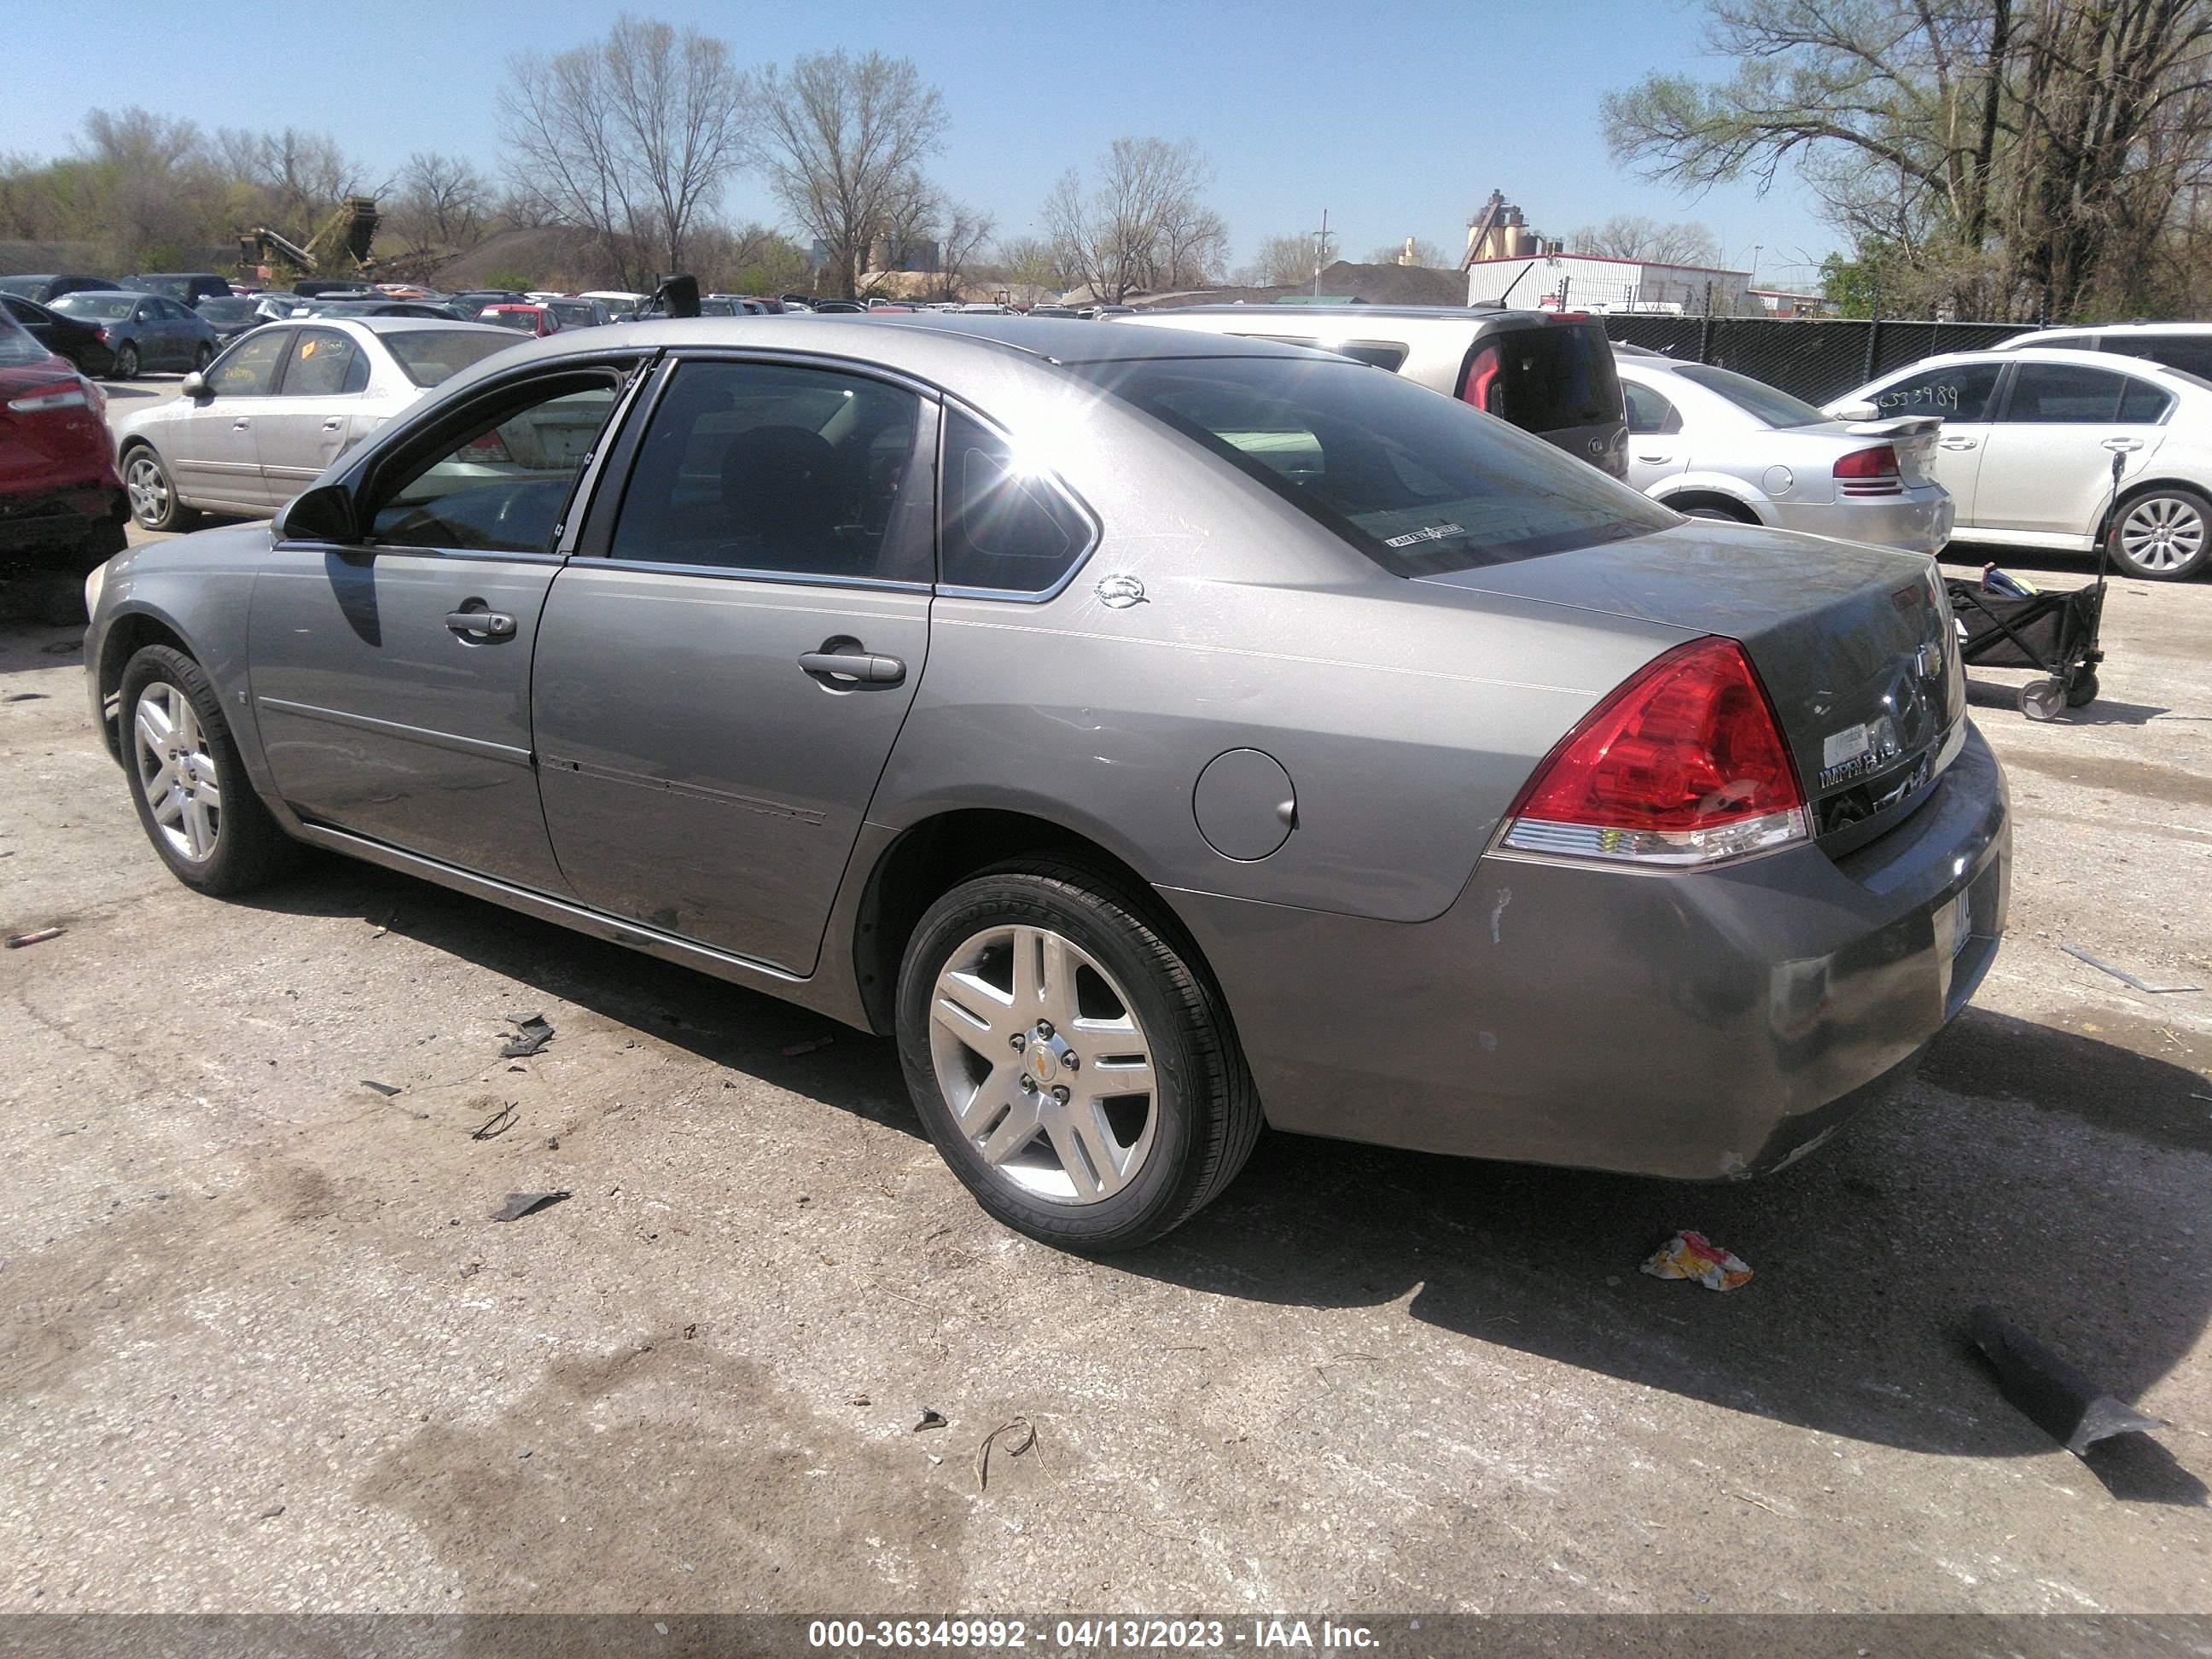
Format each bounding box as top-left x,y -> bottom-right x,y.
1468,323 -> 1621,431
1670,364 -> 1828,428
54,294 -> 136,323
1079,355 -> 1673,576
382,329 -> 522,387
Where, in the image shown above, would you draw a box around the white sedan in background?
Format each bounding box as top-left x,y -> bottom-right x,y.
1614,352 -> 1952,552
113,317 -> 520,532
1828,346 -> 2212,580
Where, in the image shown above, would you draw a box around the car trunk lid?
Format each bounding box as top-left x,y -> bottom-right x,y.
1419,522 -> 1965,848
1836,413 -> 1941,484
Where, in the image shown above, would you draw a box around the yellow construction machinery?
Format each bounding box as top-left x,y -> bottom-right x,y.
236,195 -> 381,285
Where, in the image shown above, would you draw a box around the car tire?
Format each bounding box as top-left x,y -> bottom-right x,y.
2108,486 -> 2211,580
896,859 -> 1262,1253
122,445 -> 197,533
1682,503 -> 1756,523
117,644 -> 295,895
193,343 -> 213,373
112,342 -> 140,380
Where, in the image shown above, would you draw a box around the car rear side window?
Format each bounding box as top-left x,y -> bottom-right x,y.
2119,378 -> 2176,422
280,328 -> 368,397
1622,380 -> 1679,435
1871,360 -> 2000,421
1081,355 -> 1670,577
607,358 -> 931,583
1460,323 -> 1621,432
2000,363 -> 2130,422
938,407 -> 1095,593
2128,339 -> 2212,380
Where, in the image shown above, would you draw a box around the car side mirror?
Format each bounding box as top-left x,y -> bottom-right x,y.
180,371 -> 209,399
276,482 -> 358,544
1831,400 -> 1880,422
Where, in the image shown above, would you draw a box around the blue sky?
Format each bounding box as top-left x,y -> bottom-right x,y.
2,0 -> 1837,286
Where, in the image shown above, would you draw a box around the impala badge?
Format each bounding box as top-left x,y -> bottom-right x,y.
1095,573 -> 1148,608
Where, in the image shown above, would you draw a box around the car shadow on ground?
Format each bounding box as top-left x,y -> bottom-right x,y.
233,855 -> 2211,1499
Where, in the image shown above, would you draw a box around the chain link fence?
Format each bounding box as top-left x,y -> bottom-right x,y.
1602,315 -> 2035,405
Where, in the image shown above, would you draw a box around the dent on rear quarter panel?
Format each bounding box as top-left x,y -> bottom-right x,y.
870,374 -> 1688,925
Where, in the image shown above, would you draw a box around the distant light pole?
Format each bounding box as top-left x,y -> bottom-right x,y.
1311,208 -> 1335,296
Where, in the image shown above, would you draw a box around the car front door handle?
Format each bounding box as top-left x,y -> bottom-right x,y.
232,418 -> 251,431
1939,436 -> 1978,451
799,649 -> 905,684
445,609 -> 517,640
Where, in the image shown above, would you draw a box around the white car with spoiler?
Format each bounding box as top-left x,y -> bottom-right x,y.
1830,346 -> 2212,580
1613,350 -> 1950,553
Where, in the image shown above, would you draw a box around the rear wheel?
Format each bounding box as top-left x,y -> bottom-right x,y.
123,445 -> 196,533
896,859 -> 1261,1252
2110,486 -> 2210,580
111,341 -> 140,380
118,645 -> 294,894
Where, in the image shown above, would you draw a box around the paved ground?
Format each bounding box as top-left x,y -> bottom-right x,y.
0,401 -> 2208,1616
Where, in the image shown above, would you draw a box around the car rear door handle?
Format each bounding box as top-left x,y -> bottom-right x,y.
799,649 -> 905,684
322,417 -> 344,432
445,609 -> 517,639
232,418 -> 251,431
1939,436 -> 1978,450
2102,436 -> 2145,452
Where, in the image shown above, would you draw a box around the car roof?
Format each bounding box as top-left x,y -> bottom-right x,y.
1996,322 -> 2212,343
265,315 -> 512,337
1886,346 -> 2180,372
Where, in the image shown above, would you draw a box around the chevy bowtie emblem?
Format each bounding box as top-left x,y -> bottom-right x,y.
1095,573 -> 1148,609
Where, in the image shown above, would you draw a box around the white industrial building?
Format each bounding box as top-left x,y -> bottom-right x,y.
1464,251 -> 1753,313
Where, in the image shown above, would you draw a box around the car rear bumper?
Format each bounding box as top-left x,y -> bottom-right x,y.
1769,487 -> 1953,556
1166,723 -> 2009,1179
0,480 -> 127,559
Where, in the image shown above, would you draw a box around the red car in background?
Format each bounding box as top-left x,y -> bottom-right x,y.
475,304 -> 562,337
0,307 -> 126,617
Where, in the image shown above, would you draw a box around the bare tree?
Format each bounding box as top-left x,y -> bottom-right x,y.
936,202 -> 997,300
1569,214 -> 1726,266
1043,137 -> 1224,302
992,234 -> 1066,295
389,152 -> 492,255
1244,232 -> 1323,286
1602,0 -> 2212,317
752,49 -> 948,300
500,15 -> 752,288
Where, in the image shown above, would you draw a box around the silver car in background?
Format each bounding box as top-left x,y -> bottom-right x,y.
1615,352 -> 1953,553
111,317 -> 520,530
84,319 -> 2008,1252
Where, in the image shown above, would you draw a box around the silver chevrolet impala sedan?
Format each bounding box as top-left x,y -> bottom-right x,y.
82,317 -> 2011,1251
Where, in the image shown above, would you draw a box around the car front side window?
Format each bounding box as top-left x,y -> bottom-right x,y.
369,375 -> 620,555
207,329 -> 288,397
1871,361 -> 2001,422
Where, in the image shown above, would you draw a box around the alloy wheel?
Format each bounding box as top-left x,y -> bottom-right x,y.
927,923 -> 1159,1204
132,681 -> 222,861
2119,495 -> 2205,573
125,453 -> 171,526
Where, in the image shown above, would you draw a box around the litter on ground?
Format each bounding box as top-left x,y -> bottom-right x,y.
1640,1231 -> 1753,1292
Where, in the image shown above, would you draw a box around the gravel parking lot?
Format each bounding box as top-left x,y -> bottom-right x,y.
2,379 -> 2207,1618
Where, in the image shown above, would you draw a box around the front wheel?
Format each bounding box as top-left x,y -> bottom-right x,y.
2110,486 -> 2210,579
118,645 -> 294,894
123,446 -> 196,533
896,860 -> 1262,1252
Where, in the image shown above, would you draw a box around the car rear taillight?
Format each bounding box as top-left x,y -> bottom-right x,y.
5,382 -> 93,414
93,326 -> 109,342
1500,637 -> 1808,866
1835,444 -> 1902,497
